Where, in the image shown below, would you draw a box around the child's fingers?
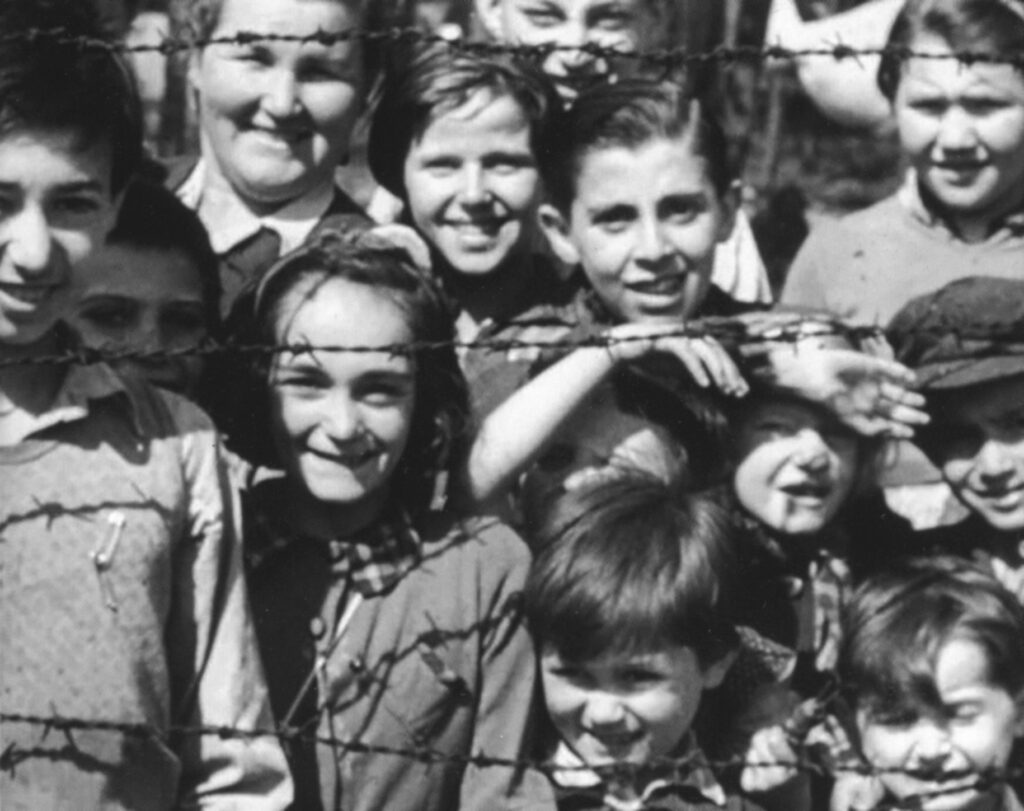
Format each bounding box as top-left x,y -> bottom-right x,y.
687,338 -> 749,397
741,726 -> 799,793
664,340 -> 711,387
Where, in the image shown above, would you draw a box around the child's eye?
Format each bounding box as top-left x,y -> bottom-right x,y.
79,303 -> 137,331
522,4 -> 563,27
162,305 -> 207,336
231,45 -> 273,66
51,195 -> 102,217
591,205 -> 635,233
484,154 -> 535,174
962,98 -> 1009,117
620,667 -> 660,686
870,709 -> 918,728
592,8 -> 634,32
423,157 -> 461,174
907,97 -> 947,116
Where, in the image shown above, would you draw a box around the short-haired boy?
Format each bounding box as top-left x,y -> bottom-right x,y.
473,0 -> 772,306
888,276 -> 1024,598
524,472 -> 769,810
0,2 -> 290,807
836,556 -> 1024,811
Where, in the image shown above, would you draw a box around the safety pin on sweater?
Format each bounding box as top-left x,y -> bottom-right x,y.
91,512 -> 126,612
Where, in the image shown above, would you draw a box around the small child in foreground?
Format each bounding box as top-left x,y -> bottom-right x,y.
834,556 -> 1024,811
524,473 -> 772,810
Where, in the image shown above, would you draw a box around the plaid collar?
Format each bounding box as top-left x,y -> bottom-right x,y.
549,731 -> 728,810
246,485 -> 422,598
898,169 -> 1024,240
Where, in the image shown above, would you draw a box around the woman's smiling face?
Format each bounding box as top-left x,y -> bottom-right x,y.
190,0 -> 365,207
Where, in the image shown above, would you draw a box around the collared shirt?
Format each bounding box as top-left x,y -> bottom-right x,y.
245,488 -> 422,598
550,732 -> 729,811
898,169 -> 1024,243
177,158 -> 336,256
6,361 -> 143,444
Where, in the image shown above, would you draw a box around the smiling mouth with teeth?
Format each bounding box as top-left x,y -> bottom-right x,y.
627,275 -> 687,296
0,284 -> 57,305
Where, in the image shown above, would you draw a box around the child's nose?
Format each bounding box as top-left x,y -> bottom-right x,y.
974,438 -> 1016,480
634,218 -> 670,263
792,430 -> 831,469
457,165 -> 489,206
581,691 -> 627,728
2,204 -> 59,280
321,394 -> 363,442
908,723 -> 954,773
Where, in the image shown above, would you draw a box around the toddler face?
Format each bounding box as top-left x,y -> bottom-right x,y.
478,0 -> 667,100
403,91 -> 541,277
541,643 -> 719,767
0,129 -> 118,346
857,637 -> 1023,811
189,0 -> 365,208
70,245 -> 207,396
733,398 -> 859,536
269,277 -> 416,520
553,135 -> 729,325
895,32 -> 1024,236
926,375 -> 1024,534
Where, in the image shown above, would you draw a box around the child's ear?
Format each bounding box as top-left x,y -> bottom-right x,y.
537,203 -> 581,267
716,180 -> 741,244
701,645 -> 739,691
474,0 -> 506,40
1013,690 -> 1024,737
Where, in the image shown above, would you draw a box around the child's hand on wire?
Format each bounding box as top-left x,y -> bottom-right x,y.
741,725 -> 801,793
604,323 -> 749,397
766,345 -> 929,438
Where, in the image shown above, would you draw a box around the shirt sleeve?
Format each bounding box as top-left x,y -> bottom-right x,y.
711,210 -> 774,306
459,522 -> 555,811
164,396 -> 293,810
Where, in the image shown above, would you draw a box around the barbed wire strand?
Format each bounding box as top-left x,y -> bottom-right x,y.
2,26 -> 1024,69
1,709 -> 1020,796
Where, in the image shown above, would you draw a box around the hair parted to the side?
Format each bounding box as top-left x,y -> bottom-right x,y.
0,0 -> 143,194
107,179 -> 221,336
877,0 -> 1024,101
537,79 -> 735,215
524,472 -> 741,666
236,231 -> 469,520
839,556 -> 1024,721
367,42 -> 561,202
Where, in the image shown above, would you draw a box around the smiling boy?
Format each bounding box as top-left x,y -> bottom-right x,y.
525,473 -> 768,810
889,276 -> 1024,599
0,3 -> 290,807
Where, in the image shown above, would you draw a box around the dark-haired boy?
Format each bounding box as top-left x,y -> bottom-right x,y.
524,473 -> 772,810
836,556 -> 1024,811
888,276 -> 1024,598
0,2 -> 290,807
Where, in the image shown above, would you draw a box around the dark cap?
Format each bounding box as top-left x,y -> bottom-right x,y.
887,277 -> 1024,390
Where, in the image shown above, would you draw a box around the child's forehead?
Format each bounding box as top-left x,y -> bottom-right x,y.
544,643 -> 697,668
0,128 -> 113,195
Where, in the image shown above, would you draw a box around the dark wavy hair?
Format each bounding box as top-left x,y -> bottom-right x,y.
525,472 -> 741,666
537,78 -> 735,214
0,0 -> 142,194
237,231 -> 469,521
877,0 -> 1024,101
367,42 -> 561,202
839,556 -> 1024,722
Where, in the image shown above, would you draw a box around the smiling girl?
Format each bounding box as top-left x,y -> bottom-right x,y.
237,232 -> 543,810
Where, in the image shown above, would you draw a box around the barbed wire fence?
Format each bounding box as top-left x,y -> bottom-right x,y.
4,20 -> 1024,803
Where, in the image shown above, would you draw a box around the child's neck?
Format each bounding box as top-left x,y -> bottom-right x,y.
442,252 -> 536,337
0,331 -> 68,446
284,480 -> 390,542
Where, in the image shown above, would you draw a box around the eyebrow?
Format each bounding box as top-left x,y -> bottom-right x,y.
54,180 -> 106,195
586,202 -> 636,221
